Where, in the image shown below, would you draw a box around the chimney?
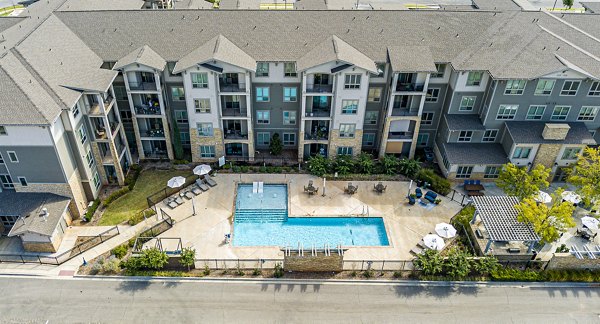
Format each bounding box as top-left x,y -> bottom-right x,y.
542,123 -> 570,141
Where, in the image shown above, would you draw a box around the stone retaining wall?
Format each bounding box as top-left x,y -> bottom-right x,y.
284,252 -> 343,272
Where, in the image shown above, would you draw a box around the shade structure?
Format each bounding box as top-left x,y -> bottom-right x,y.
581,216 -> 599,230
167,176 -> 186,188
193,164 -> 212,176
534,191 -> 552,204
435,223 -> 457,238
423,234 -> 445,251
561,191 -> 581,204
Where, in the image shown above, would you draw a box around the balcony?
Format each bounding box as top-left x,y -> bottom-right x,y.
388,131 -> 414,140
135,105 -> 161,116
395,83 -> 425,92
143,140 -> 168,159
306,73 -> 332,94
139,119 -> 165,138
86,95 -> 114,116
90,117 -> 119,140
132,94 -> 161,116
223,121 -> 248,140
127,71 -> 157,91
305,96 -> 331,117
391,95 -> 420,116
306,84 -> 333,94
304,121 -> 329,141
219,73 -> 246,93
391,108 -> 419,117
222,108 -> 248,117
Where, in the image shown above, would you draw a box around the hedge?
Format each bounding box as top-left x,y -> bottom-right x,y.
415,168 -> 452,195
102,187 -> 130,207
84,199 -> 100,222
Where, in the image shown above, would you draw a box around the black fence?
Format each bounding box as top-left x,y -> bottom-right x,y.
132,209 -> 175,253
224,156 -> 300,167
194,258 -> 284,270
146,174 -> 199,208
0,226 -> 120,265
442,189 -> 471,207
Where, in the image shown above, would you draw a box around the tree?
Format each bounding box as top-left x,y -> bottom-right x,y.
567,147 -> 600,211
496,163 -> 550,200
443,247 -> 471,279
140,248 -> 169,270
413,249 -> 444,276
307,155 -> 330,177
563,0 -> 573,9
515,189 -> 576,244
333,155 -> 354,175
269,133 -> 283,156
179,247 -> 196,271
380,154 -> 400,175
472,257 -> 499,276
356,153 -> 374,174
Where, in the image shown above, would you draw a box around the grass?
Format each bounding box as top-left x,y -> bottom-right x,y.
99,169 -> 189,225
0,5 -> 24,16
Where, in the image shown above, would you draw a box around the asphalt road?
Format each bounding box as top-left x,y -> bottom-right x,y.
0,277 -> 599,323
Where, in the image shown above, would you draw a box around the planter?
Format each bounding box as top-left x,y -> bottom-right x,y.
408,196 -> 416,205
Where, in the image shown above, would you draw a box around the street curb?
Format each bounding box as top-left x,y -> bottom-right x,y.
70,274 -> 600,288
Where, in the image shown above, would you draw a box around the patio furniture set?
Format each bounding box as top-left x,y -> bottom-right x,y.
576,216 -> 599,241
408,187 -> 438,205
164,167 -> 217,209
304,180 -> 319,195
463,180 -> 485,197
410,223 -> 457,255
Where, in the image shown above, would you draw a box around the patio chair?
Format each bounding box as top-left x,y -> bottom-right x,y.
204,174 -> 217,187
415,188 -> 423,198
475,180 -> 481,185
195,179 -> 209,191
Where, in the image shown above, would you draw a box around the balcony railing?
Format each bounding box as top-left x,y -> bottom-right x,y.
129,81 -> 157,91
219,84 -> 246,92
224,130 -> 248,140
144,150 -> 169,159
396,83 -> 425,92
388,132 -> 414,140
142,129 -> 165,138
305,109 -> 331,117
391,108 -> 419,116
87,96 -> 114,116
135,105 -> 161,115
222,108 -> 248,117
304,132 -> 329,141
306,84 -> 333,93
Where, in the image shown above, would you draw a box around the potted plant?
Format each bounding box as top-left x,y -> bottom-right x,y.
434,198 -> 442,205
408,194 -> 416,205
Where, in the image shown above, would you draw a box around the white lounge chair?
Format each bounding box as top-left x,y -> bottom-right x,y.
204,174 -> 217,187
195,179 -> 209,191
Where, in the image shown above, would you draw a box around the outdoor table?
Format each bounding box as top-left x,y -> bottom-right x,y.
561,191 -> 581,205
464,184 -> 484,192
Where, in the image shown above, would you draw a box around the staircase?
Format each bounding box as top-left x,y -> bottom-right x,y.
234,209 -> 288,223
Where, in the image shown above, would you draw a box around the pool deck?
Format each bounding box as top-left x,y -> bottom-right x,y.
153,173 -> 462,262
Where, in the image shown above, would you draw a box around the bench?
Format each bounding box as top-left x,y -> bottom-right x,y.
424,191 -> 438,203
475,229 -> 484,239
507,247 -> 521,253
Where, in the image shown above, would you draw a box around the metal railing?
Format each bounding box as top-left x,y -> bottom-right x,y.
194,258 -> 284,270
443,189 -> 471,206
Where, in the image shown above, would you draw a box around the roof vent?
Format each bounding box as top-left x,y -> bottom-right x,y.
39,208 -> 48,221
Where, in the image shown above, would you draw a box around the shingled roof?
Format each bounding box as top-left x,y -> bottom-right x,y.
2,192 -> 71,237
387,46 -> 437,73
296,35 -> 378,73
114,45 -> 167,71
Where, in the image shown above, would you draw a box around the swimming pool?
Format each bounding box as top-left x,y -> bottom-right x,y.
232,183 -> 390,247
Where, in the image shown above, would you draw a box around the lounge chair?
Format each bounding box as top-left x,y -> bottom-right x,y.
168,201 -> 178,209
191,187 -> 202,195
415,188 -> 423,198
195,179 -> 209,191
184,191 -> 194,199
175,197 -> 184,205
204,174 -> 217,187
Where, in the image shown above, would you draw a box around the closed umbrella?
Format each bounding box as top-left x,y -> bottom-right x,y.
167,176 -> 186,188
561,191 -> 581,204
193,164 -> 212,176
423,234 -> 445,251
435,223 -> 457,238
534,191 -> 552,204
581,216 -> 599,230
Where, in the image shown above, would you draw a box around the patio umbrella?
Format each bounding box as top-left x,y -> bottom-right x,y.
581,216 -> 600,230
193,164 -> 212,176
435,223 -> 457,238
561,191 -> 582,204
534,190 -> 552,204
167,176 -> 186,188
423,234 -> 445,251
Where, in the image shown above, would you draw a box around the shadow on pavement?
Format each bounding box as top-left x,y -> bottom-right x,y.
260,283 -> 322,293
530,286 -> 600,298
393,284 -> 480,299
117,280 -> 152,294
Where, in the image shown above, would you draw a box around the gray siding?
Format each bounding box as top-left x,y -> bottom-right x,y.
0,146 -> 66,183
447,91 -> 486,115
253,83 -> 300,149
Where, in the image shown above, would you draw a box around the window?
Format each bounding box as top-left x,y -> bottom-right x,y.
283,111 -> 296,125
589,81 -> 600,96
466,72 -> 483,86
421,112 -> 434,125
171,87 -> 185,101
78,125 -> 87,144
7,151 -> 17,163
256,111 -> 270,124
196,123 -> 213,136
484,166 -> 500,179
257,132 -> 270,146
417,133 -> 429,146
0,153 -> 3,164
191,72 -> 208,88
255,87 -> 270,102
283,133 -> 296,146
496,105 -> 518,120
284,62 -> 297,77
535,79 -> 554,96
344,74 -> 361,89
560,80 -> 580,96
256,62 -> 269,77
120,110 -> 132,123
578,106 -> 599,121
341,100 -> 358,114
364,111 -> 378,125
368,88 -> 382,102
18,177 -> 27,187
72,104 -> 80,118
175,110 -> 188,123
504,80 -> 527,95
86,149 -> 94,168
432,64 -> 446,78
562,147 -> 581,160
194,99 -> 211,113
180,131 -> 190,145
456,166 -> 473,179
0,174 -> 13,189
425,88 -> 439,103
526,105 -> 546,120
512,147 -> 532,159
459,96 -> 476,111
200,145 -> 215,158
0,126 -> 6,135
223,96 -> 240,109
483,129 -> 498,142
339,124 -> 356,138
362,133 -> 375,146
92,172 -> 100,190
337,147 -> 353,156
551,106 -> 570,120
283,87 -> 297,102
457,131 -> 473,142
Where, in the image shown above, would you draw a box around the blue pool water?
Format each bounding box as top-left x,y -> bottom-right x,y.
233,183 -> 389,247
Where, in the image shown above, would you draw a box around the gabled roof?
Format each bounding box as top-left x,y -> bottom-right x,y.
172,35 -> 256,74
296,35 -> 377,73
2,192 -> 71,237
114,45 -> 167,71
387,46 -> 437,73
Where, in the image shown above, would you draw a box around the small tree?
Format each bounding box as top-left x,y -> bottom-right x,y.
398,158 -> 422,178
563,0 -> 573,9
140,248 -> 169,270
413,249 -> 444,276
269,133 -> 283,156
496,163 -> 550,200
567,147 -> 600,211
380,154 -> 400,175
515,189 -> 576,244
356,153 -> 374,174
443,247 -> 471,279
307,155 -> 330,177
179,247 -> 196,271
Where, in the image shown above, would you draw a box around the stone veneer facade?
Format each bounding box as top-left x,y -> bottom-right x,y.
190,128 -> 225,162
329,129 -> 363,158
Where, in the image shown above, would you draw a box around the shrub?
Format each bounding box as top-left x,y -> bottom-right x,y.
472,257 -> 499,275
452,205 -> 475,228
173,159 -> 189,165
235,268 -> 245,276
111,244 -> 128,259
355,153 -> 375,174
397,158 -> 421,178
121,248 -> 169,271
490,268 -> 541,281
203,265 -> 211,276
413,249 -> 444,276
84,199 -> 100,222
273,263 -> 284,278
232,165 -> 241,173
179,247 -> 196,271
333,155 -> 354,176
124,164 -> 142,191
102,256 -> 121,274
102,187 -> 130,207
362,268 -> 374,278
307,155 -> 330,177
555,244 -> 569,253
259,166 -> 267,173
443,247 -> 471,279
269,133 -> 283,156
380,155 -> 400,175
350,271 -> 357,277
393,271 -> 403,279
128,208 -> 156,226
240,166 -> 250,173
416,168 -> 451,195
252,268 -> 262,276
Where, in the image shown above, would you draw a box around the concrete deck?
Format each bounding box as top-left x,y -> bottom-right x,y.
153,173 -> 463,262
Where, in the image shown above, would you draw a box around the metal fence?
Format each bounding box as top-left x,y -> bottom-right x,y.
0,225 -> 120,265
146,174 -> 199,208
132,209 -> 175,253
442,189 -> 471,207
194,258 -> 284,270
224,156 -> 300,167
343,260 -> 417,271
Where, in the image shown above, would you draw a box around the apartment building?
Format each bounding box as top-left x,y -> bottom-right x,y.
0,9 -> 599,235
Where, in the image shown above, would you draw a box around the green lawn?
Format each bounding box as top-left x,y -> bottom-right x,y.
99,169 -> 189,225
0,5 -> 24,16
